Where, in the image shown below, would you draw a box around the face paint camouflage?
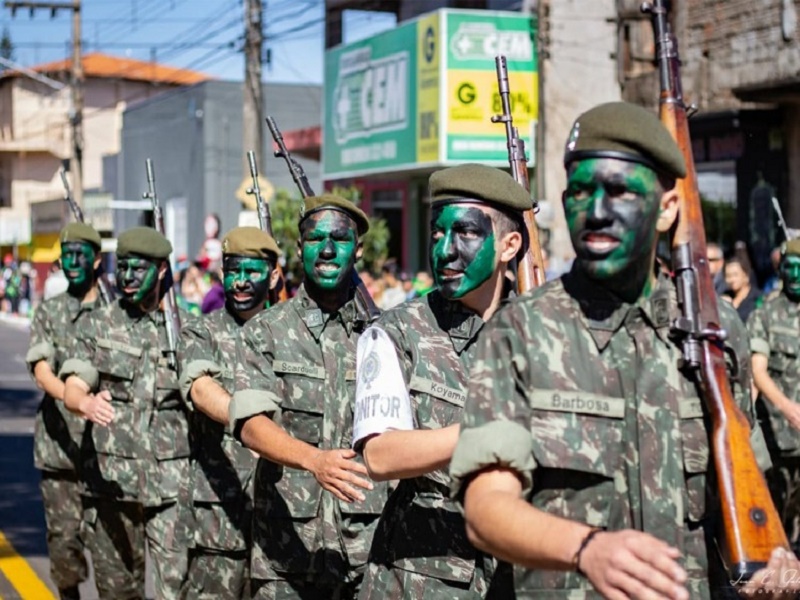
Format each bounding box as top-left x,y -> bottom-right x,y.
223,255 -> 271,313
782,255 -> 800,300
301,211 -> 358,292
61,241 -> 96,294
564,158 -> 662,291
430,204 -> 496,299
116,256 -> 159,304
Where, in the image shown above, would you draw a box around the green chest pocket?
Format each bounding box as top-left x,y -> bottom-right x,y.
274,360 -> 326,445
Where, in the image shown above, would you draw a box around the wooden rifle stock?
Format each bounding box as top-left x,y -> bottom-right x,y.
644,0 -> 788,580
245,150 -> 288,304
491,55 -> 546,293
59,167 -> 115,306
266,116 -> 379,324
143,158 -> 182,371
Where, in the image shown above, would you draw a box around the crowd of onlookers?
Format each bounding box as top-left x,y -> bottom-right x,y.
0,254 -> 35,317
707,241 -> 784,324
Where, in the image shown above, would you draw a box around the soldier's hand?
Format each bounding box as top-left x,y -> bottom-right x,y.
779,401 -> 800,432
740,547 -> 800,599
309,449 -> 374,503
79,390 -> 114,427
579,529 -> 689,600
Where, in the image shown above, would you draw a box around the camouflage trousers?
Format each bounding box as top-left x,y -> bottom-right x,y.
39,471 -> 88,592
251,574 -> 361,600
183,547 -> 250,599
82,497 -> 188,600
767,456 -> 800,548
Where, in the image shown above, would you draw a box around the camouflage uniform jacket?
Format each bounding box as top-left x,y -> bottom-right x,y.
748,292 -> 800,457
180,307 -> 256,552
60,299 -> 190,506
363,290 -> 494,588
231,285 -> 390,582
449,270 -> 770,599
27,292 -> 99,472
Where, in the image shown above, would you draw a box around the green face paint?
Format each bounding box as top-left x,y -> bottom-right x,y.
222,255 -> 271,313
116,256 -> 159,304
61,241 -> 96,294
564,158 -> 662,288
430,204 -> 496,299
782,255 -> 800,300
300,211 -> 358,292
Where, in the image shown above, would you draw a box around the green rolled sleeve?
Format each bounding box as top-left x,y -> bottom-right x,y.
450,420 -> 535,502
25,341 -> 55,372
59,357 -> 99,391
180,359 -> 223,409
229,389 -> 280,436
750,336 -> 770,357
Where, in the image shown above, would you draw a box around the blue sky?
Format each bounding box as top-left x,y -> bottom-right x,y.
1,0 -> 396,83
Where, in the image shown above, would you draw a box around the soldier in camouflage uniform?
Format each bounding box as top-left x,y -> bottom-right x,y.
449,102 -> 797,599
230,195 -> 390,600
351,164 -> 525,599
180,227 -> 281,599
749,239 -> 800,552
26,223 -> 104,600
61,227 -> 189,600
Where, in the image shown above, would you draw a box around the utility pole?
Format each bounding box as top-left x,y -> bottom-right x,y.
5,0 -> 83,207
243,0 -> 263,177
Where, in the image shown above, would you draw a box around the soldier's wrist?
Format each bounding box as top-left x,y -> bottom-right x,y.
572,527 -> 603,577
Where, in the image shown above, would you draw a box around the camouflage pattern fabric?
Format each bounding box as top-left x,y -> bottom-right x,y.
60,299 -> 191,598
357,290 -> 504,599
183,549 -> 250,600
60,299 -> 191,505
26,293 -> 98,593
231,286 -> 390,591
180,308 -> 257,597
748,292 -> 800,545
251,576 -> 360,600
27,293 -> 98,471
450,270 -> 770,599
40,473 -> 87,591
82,497 -> 187,600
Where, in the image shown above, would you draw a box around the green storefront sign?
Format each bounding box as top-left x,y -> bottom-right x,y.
324,9 -> 537,180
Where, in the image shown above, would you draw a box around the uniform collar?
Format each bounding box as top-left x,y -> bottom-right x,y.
564,267 -> 673,352
294,285 -> 360,340
66,293 -> 98,321
429,290 -> 488,354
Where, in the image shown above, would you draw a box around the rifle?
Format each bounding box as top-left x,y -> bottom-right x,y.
142,158 -> 181,371
59,166 -> 115,305
644,0 -> 789,581
491,55 -> 547,293
245,150 -> 288,303
266,116 -> 379,324
771,196 -> 799,241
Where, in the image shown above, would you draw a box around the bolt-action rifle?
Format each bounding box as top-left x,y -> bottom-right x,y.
246,150 -> 288,304
266,116 -> 379,324
59,166 -> 115,305
644,0 -> 789,581
491,55 -> 547,293
142,158 -> 181,371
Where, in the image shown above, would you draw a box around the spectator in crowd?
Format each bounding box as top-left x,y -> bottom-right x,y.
762,246 -> 784,295
707,242 -> 727,295
725,256 -> 761,322
378,259 -> 407,309
201,271 -> 225,314
410,270 -> 434,298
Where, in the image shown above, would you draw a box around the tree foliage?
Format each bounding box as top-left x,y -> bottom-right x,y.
268,185 -> 391,288
0,27 -> 13,66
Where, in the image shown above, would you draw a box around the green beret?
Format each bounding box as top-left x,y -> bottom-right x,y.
222,227 -> 281,259
60,223 -> 101,251
117,227 -> 172,260
429,164 -> 531,213
300,194 -> 369,235
563,102 -> 687,179
783,239 -> 800,258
